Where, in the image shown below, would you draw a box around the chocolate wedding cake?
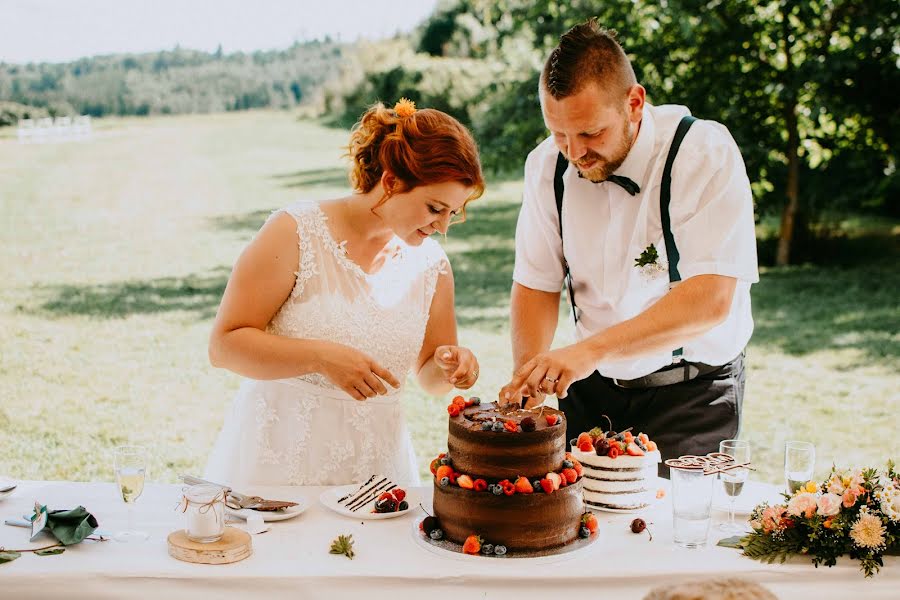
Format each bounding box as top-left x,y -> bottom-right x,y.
430,399 -> 588,552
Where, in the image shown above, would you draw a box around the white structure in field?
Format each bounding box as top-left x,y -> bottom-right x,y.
17,115 -> 92,143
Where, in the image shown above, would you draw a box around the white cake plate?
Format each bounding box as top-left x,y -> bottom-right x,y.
411,517 -> 598,564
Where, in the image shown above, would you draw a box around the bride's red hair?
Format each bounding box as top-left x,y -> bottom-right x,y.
347,102 -> 485,213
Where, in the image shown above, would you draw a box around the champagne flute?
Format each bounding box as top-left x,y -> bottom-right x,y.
114,445 -> 149,542
784,441 -> 815,495
717,439 -> 750,534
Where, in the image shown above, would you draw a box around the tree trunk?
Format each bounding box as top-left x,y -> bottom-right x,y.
776,102 -> 801,266
776,2 -> 800,267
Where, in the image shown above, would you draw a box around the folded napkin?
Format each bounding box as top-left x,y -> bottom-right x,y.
34,505 -> 99,545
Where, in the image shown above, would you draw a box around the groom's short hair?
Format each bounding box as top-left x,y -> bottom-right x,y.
541,18 -> 637,101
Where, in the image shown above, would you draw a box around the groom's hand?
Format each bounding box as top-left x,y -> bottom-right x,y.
497,383 -> 545,409
502,343 -> 597,400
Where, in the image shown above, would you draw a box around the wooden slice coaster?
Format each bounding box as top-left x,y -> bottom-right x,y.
167,526 -> 252,564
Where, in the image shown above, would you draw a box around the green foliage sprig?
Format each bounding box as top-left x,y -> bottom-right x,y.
329,534 -> 355,560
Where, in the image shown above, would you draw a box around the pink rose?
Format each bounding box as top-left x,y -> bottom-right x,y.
788,492 -> 818,519
817,493 -> 842,517
843,488 -> 860,508
761,505 -> 788,533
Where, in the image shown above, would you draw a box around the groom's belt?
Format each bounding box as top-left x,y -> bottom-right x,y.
608,360 -> 721,389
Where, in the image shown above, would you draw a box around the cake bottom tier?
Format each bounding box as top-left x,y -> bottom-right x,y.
432,480 -> 584,551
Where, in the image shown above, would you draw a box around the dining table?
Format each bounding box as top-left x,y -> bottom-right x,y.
1,479 -> 896,599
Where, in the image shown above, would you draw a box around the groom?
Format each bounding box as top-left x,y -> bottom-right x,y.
499,19 -> 759,472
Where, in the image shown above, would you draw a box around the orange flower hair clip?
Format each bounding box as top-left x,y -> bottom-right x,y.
394,98 -> 416,118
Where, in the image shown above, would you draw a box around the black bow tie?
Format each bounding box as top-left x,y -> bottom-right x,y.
577,170 -> 640,196
604,175 -> 641,196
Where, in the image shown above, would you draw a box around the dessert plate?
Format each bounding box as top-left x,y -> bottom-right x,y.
320,484 -> 416,520
0,478 -> 16,501
226,495 -> 308,522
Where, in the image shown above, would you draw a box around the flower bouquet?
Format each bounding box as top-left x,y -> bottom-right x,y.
735,461 -> 899,577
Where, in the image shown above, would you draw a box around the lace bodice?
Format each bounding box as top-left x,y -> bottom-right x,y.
205,200 -> 443,486
267,200 -> 448,393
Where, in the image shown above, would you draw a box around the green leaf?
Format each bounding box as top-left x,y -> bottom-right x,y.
716,535 -> 746,549
328,534 -> 355,559
35,547 -> 65,556
0,551 -> 22,564
634,244 -> 660,267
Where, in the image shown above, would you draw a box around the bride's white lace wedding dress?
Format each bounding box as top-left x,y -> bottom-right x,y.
204,200 -> 447,488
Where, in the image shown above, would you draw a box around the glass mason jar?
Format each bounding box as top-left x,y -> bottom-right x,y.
181,484 -> 226,543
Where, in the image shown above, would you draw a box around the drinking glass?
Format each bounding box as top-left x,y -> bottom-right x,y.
670,466 -> 714,549
784,441 -> 815,495
717,439 -> 750,534
114,445 -> 150,542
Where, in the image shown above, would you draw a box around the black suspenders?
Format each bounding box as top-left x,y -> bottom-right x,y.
553,114 -> 697,362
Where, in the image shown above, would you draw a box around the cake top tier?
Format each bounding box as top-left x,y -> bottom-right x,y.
447,401 -> 567,480
451,401 -> 565,433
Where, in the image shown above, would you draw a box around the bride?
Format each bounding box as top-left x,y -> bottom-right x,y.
204,99 -> 485,487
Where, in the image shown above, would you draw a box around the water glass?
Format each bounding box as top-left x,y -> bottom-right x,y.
784,441 -> 815,495
670,466 -> 714,549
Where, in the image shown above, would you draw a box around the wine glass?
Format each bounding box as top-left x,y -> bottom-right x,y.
717,439 -> 750,534
784,441 -> 815,495
114,445 -> 150,542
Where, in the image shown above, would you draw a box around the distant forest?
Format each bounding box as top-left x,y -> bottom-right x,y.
0,41 -> 344,122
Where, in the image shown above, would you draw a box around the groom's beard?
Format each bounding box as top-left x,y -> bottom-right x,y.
571,118 -> 634,183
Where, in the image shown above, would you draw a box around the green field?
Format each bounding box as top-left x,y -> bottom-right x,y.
1,111 -> 897,486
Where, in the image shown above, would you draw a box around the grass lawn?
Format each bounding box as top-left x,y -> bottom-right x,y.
1,111 -> 897,487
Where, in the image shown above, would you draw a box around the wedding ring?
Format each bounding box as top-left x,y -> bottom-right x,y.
472,371 -> 478,378
544,376 -> 558,383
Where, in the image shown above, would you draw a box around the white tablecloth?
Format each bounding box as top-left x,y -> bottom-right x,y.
1,480 -> 896,599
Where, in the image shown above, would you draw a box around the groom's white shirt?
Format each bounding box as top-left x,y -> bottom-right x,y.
513,103 -> 759,380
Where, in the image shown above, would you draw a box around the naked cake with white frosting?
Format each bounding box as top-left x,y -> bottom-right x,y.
569,428 -> 661,511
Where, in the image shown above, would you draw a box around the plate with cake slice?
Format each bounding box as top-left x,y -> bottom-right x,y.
320,476 -> 416,520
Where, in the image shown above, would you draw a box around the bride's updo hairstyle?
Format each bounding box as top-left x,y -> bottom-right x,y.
347,99 -> 485,218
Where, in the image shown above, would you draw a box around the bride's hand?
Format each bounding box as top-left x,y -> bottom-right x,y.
316,341 -> 401,401
434,345 -> 479,390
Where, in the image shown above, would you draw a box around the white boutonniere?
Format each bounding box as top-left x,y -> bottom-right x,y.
634,243 -> 667,280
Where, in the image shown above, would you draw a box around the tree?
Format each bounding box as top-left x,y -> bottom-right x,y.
414,0 -> 899,263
